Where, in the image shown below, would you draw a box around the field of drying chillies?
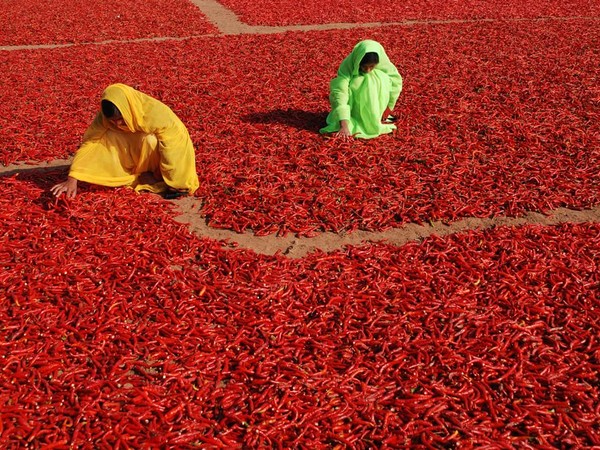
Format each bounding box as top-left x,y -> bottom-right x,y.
216,0 -> 600,27
1,1 -> 599,448
0,0 -> 216,46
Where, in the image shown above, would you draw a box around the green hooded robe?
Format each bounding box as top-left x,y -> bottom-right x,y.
320,40 -> 403,139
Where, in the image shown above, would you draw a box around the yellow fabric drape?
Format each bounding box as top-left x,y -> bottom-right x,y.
69,83 -> 200,195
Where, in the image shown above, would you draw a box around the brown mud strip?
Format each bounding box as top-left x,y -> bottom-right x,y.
2,161 -> 599,258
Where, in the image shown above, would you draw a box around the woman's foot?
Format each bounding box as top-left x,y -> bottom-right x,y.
163,190 -> 187,200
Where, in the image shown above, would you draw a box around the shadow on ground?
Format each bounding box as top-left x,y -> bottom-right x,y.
242,109 -> 328,132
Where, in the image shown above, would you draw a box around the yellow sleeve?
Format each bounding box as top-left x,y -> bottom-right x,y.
155,119 -> 200,195
69,126 -> 138,187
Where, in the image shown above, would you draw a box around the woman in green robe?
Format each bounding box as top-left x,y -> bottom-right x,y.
320,40 -> 403,139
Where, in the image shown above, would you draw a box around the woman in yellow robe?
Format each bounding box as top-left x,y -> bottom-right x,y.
320,40 -> 403,140
51,83 -> 200,198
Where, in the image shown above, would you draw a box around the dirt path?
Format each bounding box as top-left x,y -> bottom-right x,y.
174,197 -> 600,258
188,0 -> 503,35
3,160 -> 598,258
189,0 -> 599,35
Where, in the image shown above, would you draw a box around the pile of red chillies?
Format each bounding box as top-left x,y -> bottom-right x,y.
0,0 -> 216,47
1,3 -> 599,447
0,173 -> 598,447
216,0 -> 600,26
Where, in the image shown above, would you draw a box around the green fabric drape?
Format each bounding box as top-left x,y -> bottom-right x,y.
320,40 -> 403,139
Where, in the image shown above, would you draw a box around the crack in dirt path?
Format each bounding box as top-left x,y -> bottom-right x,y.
173,195 -> 600,258
4,160 -> 598,258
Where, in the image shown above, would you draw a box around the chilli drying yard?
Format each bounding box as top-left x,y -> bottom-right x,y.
0,0 -> 599,448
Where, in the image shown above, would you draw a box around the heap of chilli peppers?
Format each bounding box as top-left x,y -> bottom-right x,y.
0,173 -> 598,447
1,5 -> 599,448
215,0 -> 600,27
0,0 -> 216,47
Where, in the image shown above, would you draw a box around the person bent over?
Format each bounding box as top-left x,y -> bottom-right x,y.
51,83 -> 200,199
320,40 -> 403,140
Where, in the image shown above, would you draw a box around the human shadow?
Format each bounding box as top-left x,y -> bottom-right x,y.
242,109 -> 328,133
1,164 -> 102,206
1,163 -> 69,185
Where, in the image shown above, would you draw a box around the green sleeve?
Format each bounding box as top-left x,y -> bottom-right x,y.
328,76 -> 351,122
375,55 -> 402,110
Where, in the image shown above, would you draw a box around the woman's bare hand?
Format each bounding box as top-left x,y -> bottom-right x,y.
335,120 -> 353,140
51,176 -> 78,198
